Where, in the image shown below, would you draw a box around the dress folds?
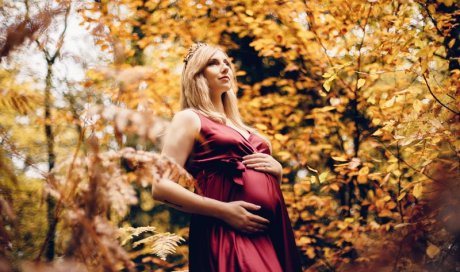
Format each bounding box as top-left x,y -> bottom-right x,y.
185,110 -> 302,272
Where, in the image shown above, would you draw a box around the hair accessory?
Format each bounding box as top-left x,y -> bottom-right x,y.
183,42 -> 207,66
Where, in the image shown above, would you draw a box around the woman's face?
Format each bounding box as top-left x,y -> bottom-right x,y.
202,50 -> 233,95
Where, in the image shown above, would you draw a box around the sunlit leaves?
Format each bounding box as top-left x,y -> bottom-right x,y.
357,78 -> 366,89
426,243 -> 441,258
412,183 -> 423,199
2,0 -> 458,270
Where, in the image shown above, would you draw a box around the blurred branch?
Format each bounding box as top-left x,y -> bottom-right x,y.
418,1 -> 445,38
376,138 -> 442,183
422,73 -> 459,115
304,2 -> 354,94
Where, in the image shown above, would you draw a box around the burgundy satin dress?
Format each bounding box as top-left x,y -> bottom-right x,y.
185,110 -> 302,272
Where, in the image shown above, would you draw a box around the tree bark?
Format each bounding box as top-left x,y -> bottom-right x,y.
44,61 -> 57,261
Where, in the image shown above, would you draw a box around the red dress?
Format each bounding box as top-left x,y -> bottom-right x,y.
185,110 -> 302,272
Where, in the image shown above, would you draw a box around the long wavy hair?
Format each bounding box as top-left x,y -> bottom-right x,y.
180,44 -> 272,151
180,44 -> 253,133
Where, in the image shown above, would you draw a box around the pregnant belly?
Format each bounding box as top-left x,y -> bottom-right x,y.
197,168 -> 281,221
239,169 -> 280,221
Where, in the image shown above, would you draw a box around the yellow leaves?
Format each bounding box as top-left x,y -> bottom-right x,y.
397,191 -> 407,201
358,166 -> 369,176
322,73 -> 337,92
255,123 -> 268,131
87,69 -> 106,81
332,156 -> 348,162
306,247 -> 316,259
243,16 -> 254,24
413,183 -> 423,199
298,30 -> 315,40
427,4 -> 436,14
311,106 -> 337,114
378,209 -> 393,218
413,99 -> 423,114
372,129 -> 383,136
274,133 -> 288,141
357,166 -> 369,184
322,62 -> 352,92
372,118 -> 381,126
276,151 -> 292,161
245,10 -> 254,16
318,171 -> 329,184
437,0 -> 454,7
294,181 -> 311,196
382,96 -> 396,108
383,195 -> 391,202
329,183 -> 340,191
426,243 -> 441,258
357,78 -> 366,89
236,70 -> 247,76
386,201 -> 397,210
285,63 -> 299,72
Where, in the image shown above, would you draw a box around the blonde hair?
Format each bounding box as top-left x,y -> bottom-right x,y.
180,44 -> 253,133
180,43 -> 272,152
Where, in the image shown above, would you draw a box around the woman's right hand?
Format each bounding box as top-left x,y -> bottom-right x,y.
219,201 -> 270,234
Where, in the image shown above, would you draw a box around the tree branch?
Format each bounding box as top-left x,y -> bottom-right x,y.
422,73 -> 459,115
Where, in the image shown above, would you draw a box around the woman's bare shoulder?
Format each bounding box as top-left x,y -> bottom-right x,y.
171,109 -> 200,132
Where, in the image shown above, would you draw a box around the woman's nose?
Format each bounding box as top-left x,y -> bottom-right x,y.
221,64 -> 229,73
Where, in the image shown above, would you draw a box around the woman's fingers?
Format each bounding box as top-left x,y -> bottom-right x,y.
225,201 -> 270,233
239,201 -> 261,211
243,153 -> 267,159
240,202 -> 270,224
243,158 -> 265,164
249,213 -> 270,224
244,222 -> 268,233
248,162 -> 271,168
249,220 -> 269,230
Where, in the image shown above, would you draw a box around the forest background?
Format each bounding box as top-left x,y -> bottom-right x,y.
0,0 -> 459,271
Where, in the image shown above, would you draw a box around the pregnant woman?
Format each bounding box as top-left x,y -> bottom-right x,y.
156,43 -> 301,271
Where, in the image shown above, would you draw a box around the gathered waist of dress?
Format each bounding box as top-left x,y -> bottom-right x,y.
194,157 -> 247,186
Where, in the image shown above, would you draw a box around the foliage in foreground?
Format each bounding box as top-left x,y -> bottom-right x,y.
0,0 -> 459,271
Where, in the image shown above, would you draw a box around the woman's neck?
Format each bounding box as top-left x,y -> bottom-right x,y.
210,92 -> 226,116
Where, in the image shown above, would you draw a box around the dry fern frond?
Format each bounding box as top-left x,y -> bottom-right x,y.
118,226 -> 156,246
0,91 -> 40,115
132,232 -> 185,261
118,226 -> 184,261
0,7 -> 65,58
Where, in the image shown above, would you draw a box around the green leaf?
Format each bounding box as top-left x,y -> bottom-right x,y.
318,171 -> 329,183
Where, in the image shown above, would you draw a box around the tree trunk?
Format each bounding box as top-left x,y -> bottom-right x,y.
44,61 -> 57,261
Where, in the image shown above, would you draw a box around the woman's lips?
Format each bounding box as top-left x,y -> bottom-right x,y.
219,76 -> 230,81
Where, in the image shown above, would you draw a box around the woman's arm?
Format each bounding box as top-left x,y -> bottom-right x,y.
156,110 -> 269,233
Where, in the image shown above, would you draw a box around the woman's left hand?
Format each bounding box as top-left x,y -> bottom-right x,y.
242,153 -> 282,181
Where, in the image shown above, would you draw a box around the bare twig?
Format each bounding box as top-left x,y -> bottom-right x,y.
422,74 -> 459,115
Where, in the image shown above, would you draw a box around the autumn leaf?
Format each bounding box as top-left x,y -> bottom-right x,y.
332,156 -> 348,162
426,243 -> 441,258
383,96 -> 396,108
413,183 -> 423,199
318,171 -> 329,183
357,78 -> 366,89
